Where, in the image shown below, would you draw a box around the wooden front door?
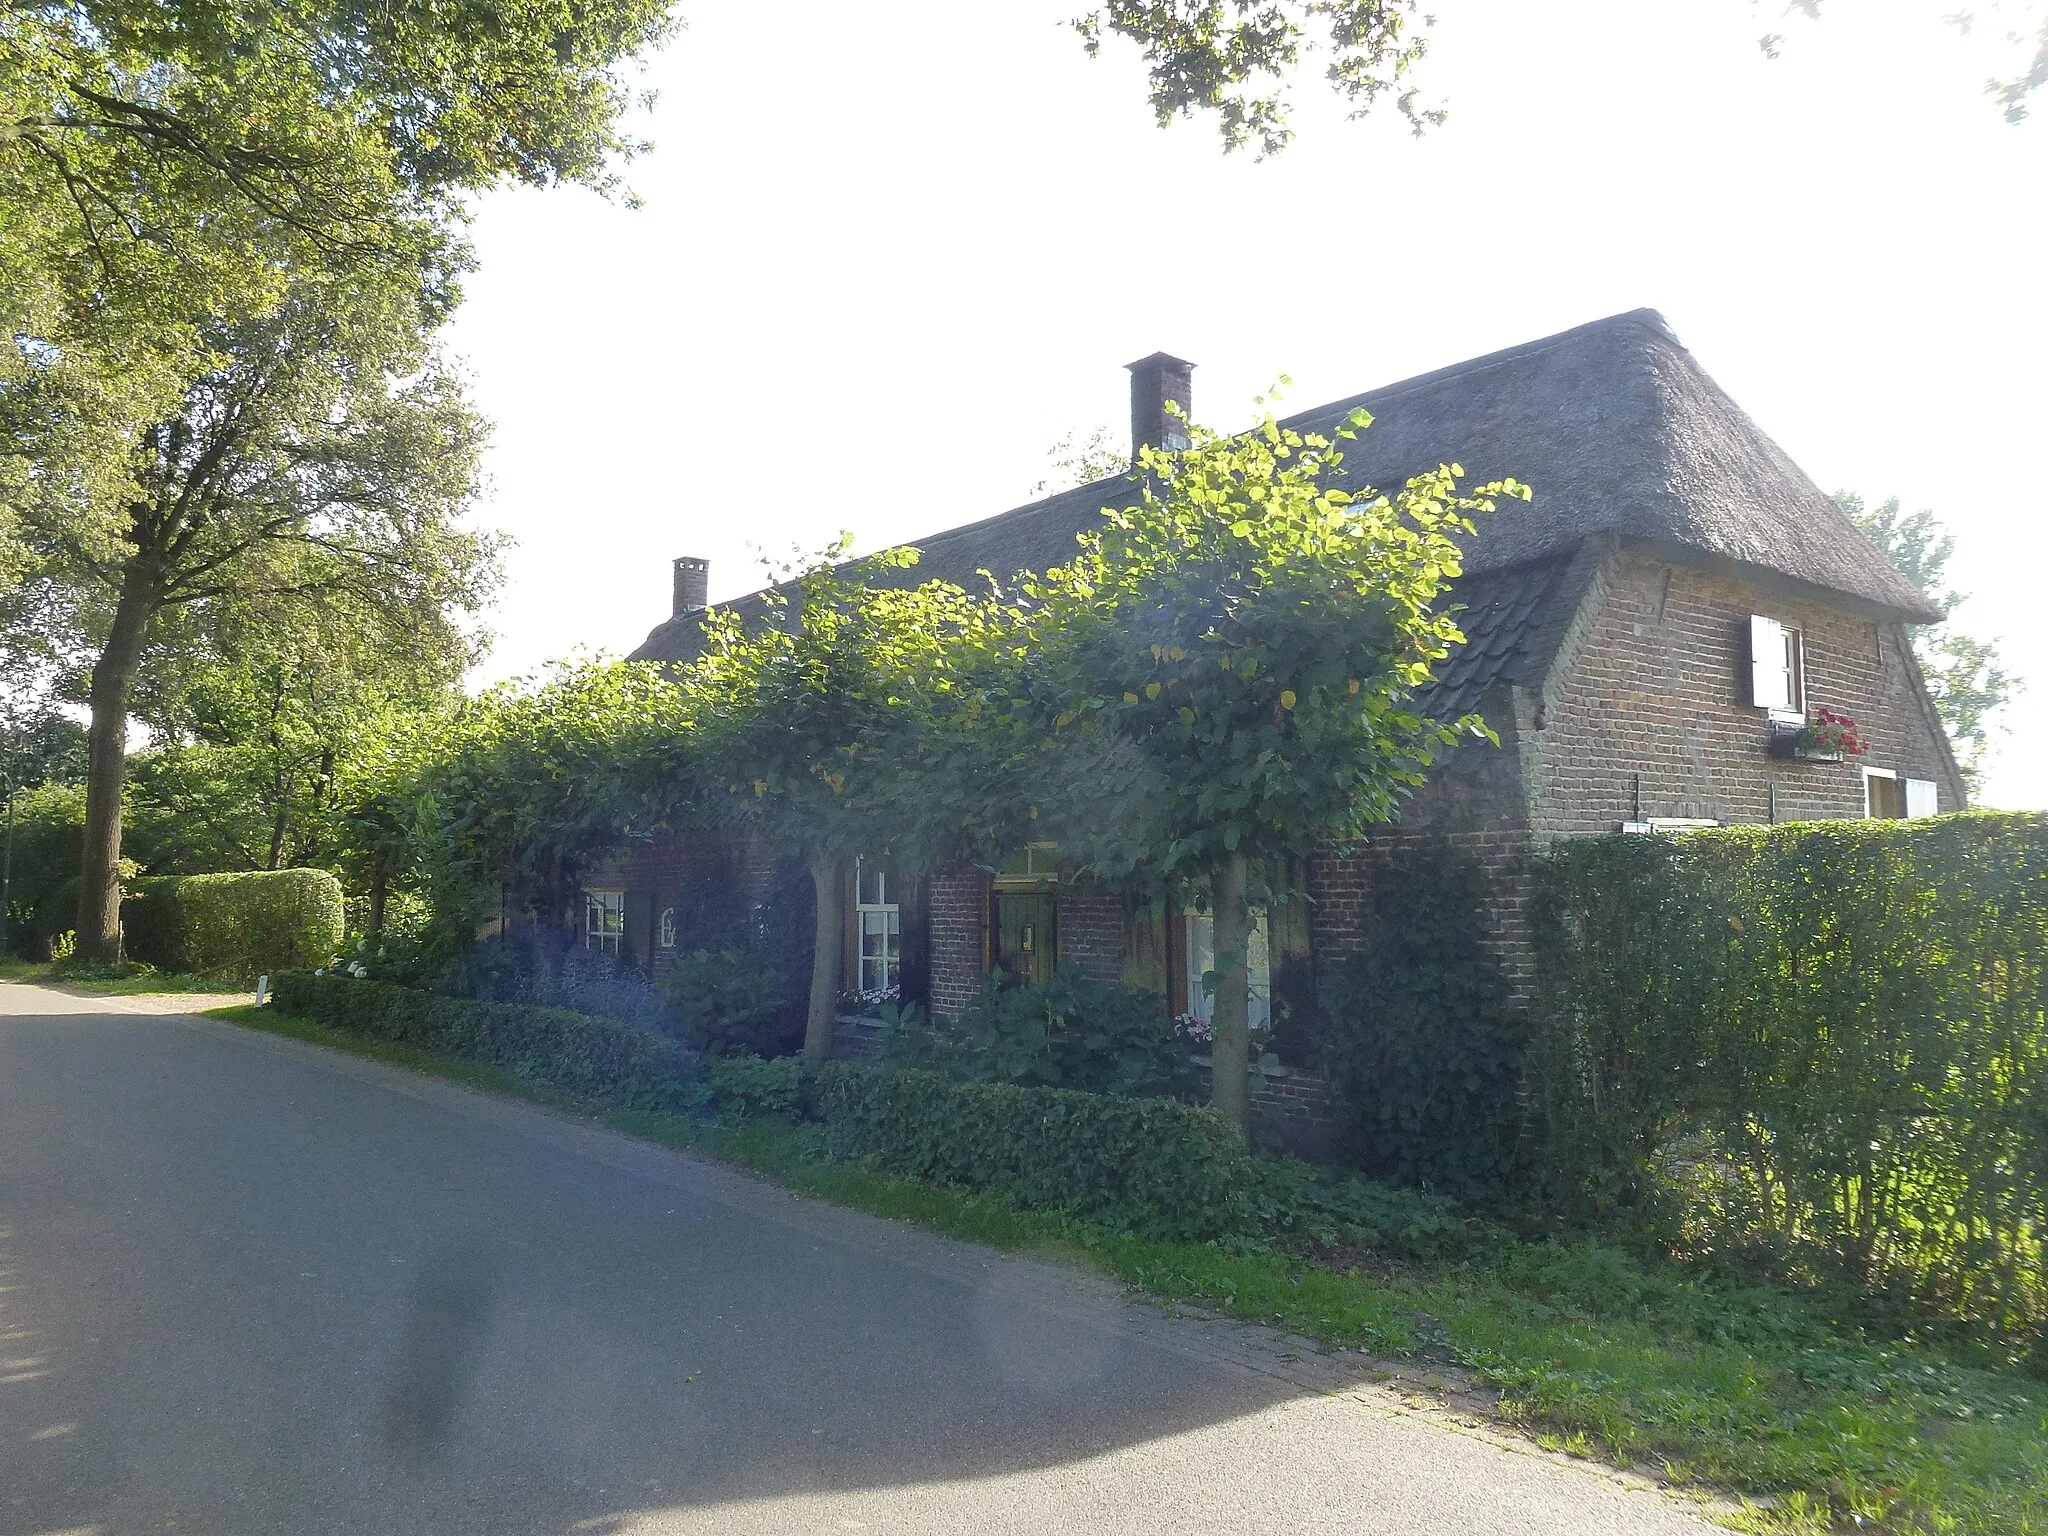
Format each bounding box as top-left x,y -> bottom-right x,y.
991,891 -> 1057,986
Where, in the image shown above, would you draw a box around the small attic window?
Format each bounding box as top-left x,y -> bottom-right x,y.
1749,615 -> 1804,723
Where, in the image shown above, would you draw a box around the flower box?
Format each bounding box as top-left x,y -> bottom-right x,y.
1768,707 -> 1867,763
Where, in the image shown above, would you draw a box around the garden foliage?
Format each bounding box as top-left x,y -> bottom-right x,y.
445,933 -> 672,1030
706,1054 -> 807,1119
1530,812 -> 2048,1334
3,783 -> 87,954
272,970 -> 701,1111
656,855 -> 813,1057
1023,397 -> 1528,1132
885,965 -> 1201,1099
661,947 -> 803,1058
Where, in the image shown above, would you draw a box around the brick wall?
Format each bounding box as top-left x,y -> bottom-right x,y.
1524,551 -> 1962,837
590,829 -> 792,976
928,866 -> 987,1018
1308,829 -> 1538,998
1058,887 -> 1126,986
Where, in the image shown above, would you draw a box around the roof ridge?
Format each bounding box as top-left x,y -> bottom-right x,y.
1280,308 -> 1678,431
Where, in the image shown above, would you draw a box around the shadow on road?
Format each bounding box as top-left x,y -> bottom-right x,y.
0,1003 -> 1329,1536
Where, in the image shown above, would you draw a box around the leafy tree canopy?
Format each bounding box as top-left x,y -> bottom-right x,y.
1075,0 -> 2047,155
391,657 -> 694,934
688,544 -> 1022,870
686,543 -> 1029,1057
13,253 -> 501,957
1023,394 -> 1527,1133
125,602 -> 473,875
1840,490 -> 2021,796
0,707 -> 88,790
1,0 -> 673,576
1030,396 -> 1526,888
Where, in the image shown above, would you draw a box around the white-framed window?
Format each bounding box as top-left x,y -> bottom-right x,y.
657,906 -> 678,949
1904,778 -> 1939,818
855,859 -> 900,994
1184,909 -> 1271,1033
584,889 -> 625,954
1749,614 -> 1805,723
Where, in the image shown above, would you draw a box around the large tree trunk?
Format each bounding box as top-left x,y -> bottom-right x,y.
76,569 -> 160,962
1209,850 -> 1252,1139
804,855 -> 845,1064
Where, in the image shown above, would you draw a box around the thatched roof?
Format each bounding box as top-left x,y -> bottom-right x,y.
630,309 -> 1937,667
1286,309 -> 1936,620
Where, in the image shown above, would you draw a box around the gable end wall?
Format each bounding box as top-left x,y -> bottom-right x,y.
1523,550 -> 1962,835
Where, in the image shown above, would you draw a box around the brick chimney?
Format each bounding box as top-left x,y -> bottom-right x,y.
672,556 -> 708,617
1125,352 -> 1195,462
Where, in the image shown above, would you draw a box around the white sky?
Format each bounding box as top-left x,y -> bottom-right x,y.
449,0 -> 2048,808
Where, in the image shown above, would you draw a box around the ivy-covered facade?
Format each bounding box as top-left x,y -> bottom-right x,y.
600,309 -> 1961,1052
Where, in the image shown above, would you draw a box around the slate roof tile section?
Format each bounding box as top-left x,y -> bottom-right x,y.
1415,558 -> 1571,721
631,308 -> 1937,668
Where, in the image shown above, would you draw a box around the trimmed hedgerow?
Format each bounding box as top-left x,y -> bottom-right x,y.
271,971 -> 701,1112
1530,811 -> 2048,1336
807,1061 -> 1490,1257
124,869 -> 343,977
810,1063 -> 1261,1240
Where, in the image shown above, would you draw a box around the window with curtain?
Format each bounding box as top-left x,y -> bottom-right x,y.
1181,909 -> 1271,1032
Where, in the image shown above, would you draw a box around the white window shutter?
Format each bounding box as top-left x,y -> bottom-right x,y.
1905,779 -> 1938,818
1749,615 -> 1786,710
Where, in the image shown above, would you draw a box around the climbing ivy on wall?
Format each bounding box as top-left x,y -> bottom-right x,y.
1316,840 -> 1527,1201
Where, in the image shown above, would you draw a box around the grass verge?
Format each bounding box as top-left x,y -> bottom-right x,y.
0,956 -> 235,994
205,1002 -> 2047,1536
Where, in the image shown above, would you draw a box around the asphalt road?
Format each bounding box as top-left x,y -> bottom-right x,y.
0,983 -> 1716,1535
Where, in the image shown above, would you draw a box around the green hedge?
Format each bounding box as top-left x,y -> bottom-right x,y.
1530,812 -> 2048,1334
271,971 -> 702,1112
810,1063 -> 1261,1239
6,783 -> 86,955
803,1061 -> 1487,1255
124,870 -> 344,977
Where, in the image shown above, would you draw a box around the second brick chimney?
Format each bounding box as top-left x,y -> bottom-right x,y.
1125,352 -> 1195,462
672,556 -> 709,617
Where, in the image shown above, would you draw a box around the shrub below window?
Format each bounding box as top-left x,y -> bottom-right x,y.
448,932 -> 671,1030
807,1061 -> 1492,1257
706,1054 -> 806,1119
271,971 -> 702,1112
661,947 -> 803,1057
884,965 -> 1202,1099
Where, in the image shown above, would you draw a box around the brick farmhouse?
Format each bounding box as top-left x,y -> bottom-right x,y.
593,310 -> 1959,1089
